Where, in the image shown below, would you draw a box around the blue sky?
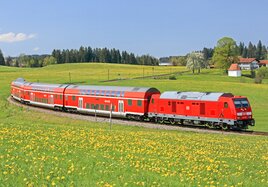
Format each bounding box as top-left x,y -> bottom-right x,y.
0,0 -> 267,57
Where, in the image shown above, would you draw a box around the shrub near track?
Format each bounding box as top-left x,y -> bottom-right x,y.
0,118 -> 267,186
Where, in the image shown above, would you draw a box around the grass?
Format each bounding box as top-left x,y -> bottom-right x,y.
0,63 -> 268,186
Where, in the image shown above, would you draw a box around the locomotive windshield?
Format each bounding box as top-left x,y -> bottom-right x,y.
233,98 -> 249,108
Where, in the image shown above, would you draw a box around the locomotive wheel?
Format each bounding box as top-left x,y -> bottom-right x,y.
158,118 -> 164,124
206,122 -> 213,128
221,123 -> 230,130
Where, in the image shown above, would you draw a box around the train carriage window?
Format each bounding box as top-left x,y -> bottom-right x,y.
121,92 -> 125,97
105,91 -> 110,96
224,102 -> 228,108
151,98 -> 154,104
137,100 -> 142,107
105,105 -> 109,111
86,103 -> 90,109
55,95 -> 58,99
91,104 -> 95,109
111,91 -> 116,97
116,91 -> 120,97
128,99 -> 132,106
95,104 -> 99,109
72,96 -> 76,101
60,95 -> 63,100
96,90 -> 100,96
112,105 -> 115,111
101,90 -> 105,96
100,104 -> 104,110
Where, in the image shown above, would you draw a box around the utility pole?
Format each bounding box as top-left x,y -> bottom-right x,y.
69,72 -> 71,83
109,104 -> 112,130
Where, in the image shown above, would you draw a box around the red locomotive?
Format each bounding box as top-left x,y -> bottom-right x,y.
11,78 -> 255,130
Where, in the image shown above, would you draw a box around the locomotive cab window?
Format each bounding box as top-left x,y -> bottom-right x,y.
234,99 -> 249,108
224,102 -> 228,108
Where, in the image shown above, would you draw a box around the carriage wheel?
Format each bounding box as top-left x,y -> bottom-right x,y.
169,119 -> 176,125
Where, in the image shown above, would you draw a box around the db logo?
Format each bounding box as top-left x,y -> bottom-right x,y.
186,106 -> 190,110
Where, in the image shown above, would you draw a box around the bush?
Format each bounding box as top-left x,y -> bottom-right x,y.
257,67 -> 268,79
254,75 -> 262,84
169,75 -> 177,80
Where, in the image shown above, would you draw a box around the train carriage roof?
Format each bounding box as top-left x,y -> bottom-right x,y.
12,78 -> 68,91
66,85 -> 159,93
160,91 -> 233,101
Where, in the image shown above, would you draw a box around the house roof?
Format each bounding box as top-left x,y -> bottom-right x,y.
239,58 -> 258,64
228,63 -> 241,71
259,60 -> 268,65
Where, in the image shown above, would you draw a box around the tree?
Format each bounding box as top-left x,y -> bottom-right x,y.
256,40 -> 262,60
170,56 -> 187,66
5,56 -> 12,66
0,49 -> 5,66
186,52 -> 205,74
238,42 -> 245,56
43,56 -> 56,66
247,42 -> 255,58
242,46 -> 248,58
212,37 -> 239,71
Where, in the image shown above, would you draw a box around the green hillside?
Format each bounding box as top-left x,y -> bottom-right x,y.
1,63 -> 267,131
0,63 -> 267,186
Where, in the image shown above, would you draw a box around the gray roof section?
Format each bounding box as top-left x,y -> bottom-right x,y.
160,91 -> 233,101
67,85 -> 159,93
12,78 -> 68,92
12,78 -> 26,87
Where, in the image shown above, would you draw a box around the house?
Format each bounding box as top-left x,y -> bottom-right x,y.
228,63 -> 241,77
159,57 -> 173,66
259,60 -> 268,67
238,58 -> 259,70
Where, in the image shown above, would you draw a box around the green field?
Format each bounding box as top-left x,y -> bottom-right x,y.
0,63 -> 268,186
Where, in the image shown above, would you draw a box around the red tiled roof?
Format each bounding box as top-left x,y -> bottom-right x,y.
228,63 -> 241,71
239,58 -> 257,64
259,60 -> 268,65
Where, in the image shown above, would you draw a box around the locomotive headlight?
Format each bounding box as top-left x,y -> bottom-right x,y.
246,112 -> 252,115
237,112 -> 242,116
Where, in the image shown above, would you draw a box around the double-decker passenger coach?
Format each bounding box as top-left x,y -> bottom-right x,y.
64,85 -> 160,119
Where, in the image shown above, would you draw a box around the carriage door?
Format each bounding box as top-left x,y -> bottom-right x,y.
78,97 -> 83,109
118,100 -> 124,114
30,93 -> 35,101
49,95 -> 54,105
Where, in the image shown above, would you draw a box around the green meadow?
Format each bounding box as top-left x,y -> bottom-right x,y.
0,63 -> 268,186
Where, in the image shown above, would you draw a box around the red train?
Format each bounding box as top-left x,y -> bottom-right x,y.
11,78 -> 255,130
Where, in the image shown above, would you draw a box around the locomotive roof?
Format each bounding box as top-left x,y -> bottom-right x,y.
160,91 -> 233,101
67,85 -> 159,93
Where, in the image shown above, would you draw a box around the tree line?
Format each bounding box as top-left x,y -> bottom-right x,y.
52,46 -> 159,66
0,46 -> 159,67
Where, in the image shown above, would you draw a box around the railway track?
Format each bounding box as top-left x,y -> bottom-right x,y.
7,97 -> 268,137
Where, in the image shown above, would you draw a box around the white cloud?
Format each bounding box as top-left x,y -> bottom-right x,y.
0,32 -> 36,43
33,47 -> 40,51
